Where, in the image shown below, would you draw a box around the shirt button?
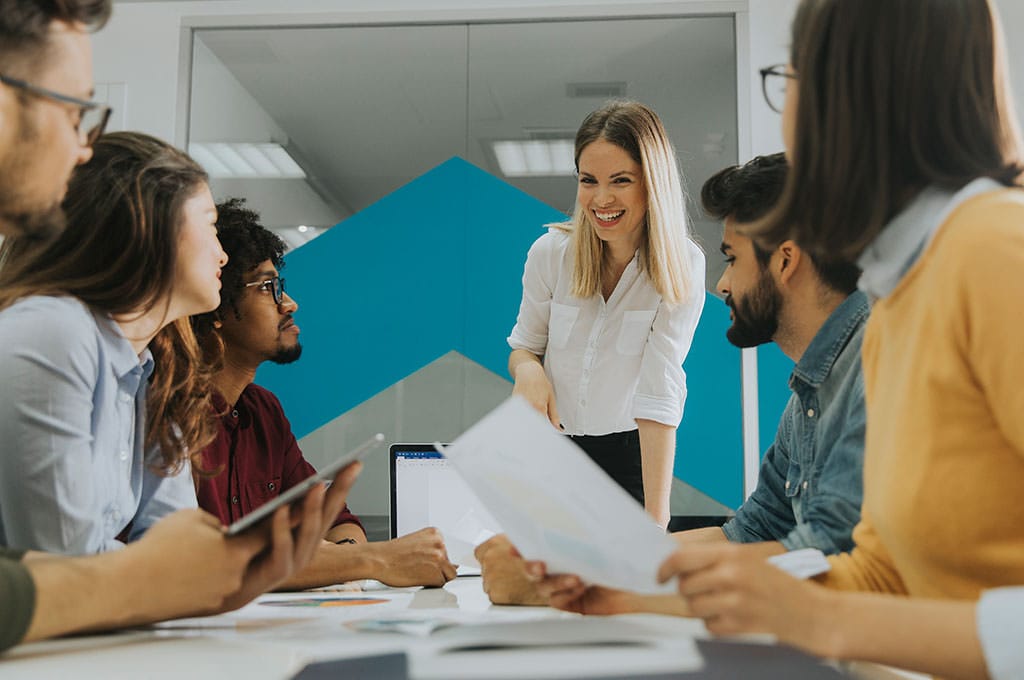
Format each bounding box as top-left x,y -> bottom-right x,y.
785,480 -> 791,490
121,394 -> 131,404
802,481 -> 809,490
231,496 -> 239,504
119,450 -> 129,461
806,408 -> 815,418
267,482 -> 275,491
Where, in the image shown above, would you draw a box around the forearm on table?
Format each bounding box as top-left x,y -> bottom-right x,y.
813,591 -> 986,680
23,550 -> 150,641
277,538 -> 377,591
673,526 -> 728,545
637,419 -> 675,526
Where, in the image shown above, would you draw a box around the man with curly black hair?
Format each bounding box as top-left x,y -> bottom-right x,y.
194,198 -> 458,589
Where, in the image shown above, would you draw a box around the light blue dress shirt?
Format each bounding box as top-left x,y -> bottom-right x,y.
978,588 -> 1024,680
721,291 -> 869,554
0,295 -> 196,555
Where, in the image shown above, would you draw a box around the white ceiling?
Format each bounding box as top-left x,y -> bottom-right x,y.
189,15 -> 738,275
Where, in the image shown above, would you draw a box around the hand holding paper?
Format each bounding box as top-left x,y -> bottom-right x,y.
441,396 -> 678,594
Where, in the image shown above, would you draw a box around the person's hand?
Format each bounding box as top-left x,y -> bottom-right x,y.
657,542 -> 832,647
218,461 -> 363,610
475,534 -> 547,605
362,527 -> 457,587
512,361 -> 561,430
126,507 -> 265,620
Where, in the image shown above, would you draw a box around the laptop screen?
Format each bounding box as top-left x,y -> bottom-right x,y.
389,445 -> 501,553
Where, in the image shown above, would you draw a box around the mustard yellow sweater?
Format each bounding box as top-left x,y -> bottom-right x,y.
824,188 -> 1024,599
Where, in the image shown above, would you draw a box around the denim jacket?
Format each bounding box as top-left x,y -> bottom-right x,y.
722,290 -> 869,554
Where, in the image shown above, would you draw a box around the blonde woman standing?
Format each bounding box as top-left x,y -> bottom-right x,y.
508,101 -> 705,527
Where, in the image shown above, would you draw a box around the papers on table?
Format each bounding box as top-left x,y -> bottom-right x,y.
439,395 -> 677,594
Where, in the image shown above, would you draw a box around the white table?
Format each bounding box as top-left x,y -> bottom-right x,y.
0,578 -> 926,680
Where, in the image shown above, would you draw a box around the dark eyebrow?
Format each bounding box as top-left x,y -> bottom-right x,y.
609,170 -> 637,178
720,242 -> 733,255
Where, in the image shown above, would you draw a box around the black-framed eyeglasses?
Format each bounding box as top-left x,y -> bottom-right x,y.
0,73 -> 112,147
245,276 -> 286,305
759,64 -> 798,114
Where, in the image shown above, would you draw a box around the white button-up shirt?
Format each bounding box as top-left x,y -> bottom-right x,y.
508,230 -> 705,435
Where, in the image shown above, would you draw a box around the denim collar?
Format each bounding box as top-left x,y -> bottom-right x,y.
791,290 -> 870,389
857,178 -> 1004,301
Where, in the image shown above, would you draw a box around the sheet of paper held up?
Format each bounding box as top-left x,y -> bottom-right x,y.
439,395 -> 678,594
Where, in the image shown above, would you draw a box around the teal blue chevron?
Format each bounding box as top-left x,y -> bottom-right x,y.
257,157 -> 747,508
758,344 -> 794,460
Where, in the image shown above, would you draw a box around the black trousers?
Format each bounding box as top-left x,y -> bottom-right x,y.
569,429 -> 644,507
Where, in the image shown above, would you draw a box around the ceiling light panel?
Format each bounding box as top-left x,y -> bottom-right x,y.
189,142 -> 307,179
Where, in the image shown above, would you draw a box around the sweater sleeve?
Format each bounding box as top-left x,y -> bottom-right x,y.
0,548 -> 35,653
819,509 -> 909,594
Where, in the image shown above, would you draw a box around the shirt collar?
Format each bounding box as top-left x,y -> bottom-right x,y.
791,290 -> 870,389
94,309 -> 154,382
857,178 -> 1004,301
213,385 -> 253,429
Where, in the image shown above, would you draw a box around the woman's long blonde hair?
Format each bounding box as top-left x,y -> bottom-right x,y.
551,100 -> 696,304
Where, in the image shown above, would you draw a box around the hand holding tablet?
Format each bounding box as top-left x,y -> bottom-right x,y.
226,433 -> 385,536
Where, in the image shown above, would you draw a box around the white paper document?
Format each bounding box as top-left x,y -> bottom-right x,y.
767,548 -> 831,579
440,396 -> 678,594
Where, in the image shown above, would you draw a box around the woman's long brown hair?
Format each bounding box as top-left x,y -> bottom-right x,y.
0,131 -> 218,474
755,0 -> 1024,263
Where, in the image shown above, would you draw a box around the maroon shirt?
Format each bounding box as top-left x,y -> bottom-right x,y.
196,384 -> 363,532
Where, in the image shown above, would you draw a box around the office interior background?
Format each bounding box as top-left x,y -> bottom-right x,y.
96,0 -> 1024,532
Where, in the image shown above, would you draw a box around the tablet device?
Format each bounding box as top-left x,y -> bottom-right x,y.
226,432 -> 385,536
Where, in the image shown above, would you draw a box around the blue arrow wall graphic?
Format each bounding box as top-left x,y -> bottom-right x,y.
257,157 -> 789,509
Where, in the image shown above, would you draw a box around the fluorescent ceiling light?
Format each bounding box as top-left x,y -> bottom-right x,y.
492,139 -> 575,177
188,142 -> 307,179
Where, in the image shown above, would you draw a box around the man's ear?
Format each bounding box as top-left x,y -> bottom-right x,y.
776,239 -> 804,285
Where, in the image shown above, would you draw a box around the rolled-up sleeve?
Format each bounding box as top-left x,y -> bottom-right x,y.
0,299 -> 112,554
507,231 -> 563,355
978,588 -> 1024,680
632,244 -> 705,426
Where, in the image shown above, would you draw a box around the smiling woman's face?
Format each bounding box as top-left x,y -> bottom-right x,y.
576,138 -> 648,253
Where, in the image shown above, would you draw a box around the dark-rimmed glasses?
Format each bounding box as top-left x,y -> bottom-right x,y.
245,276 -> 286,305
0,74 -> 112,147
759,64 -> 797,114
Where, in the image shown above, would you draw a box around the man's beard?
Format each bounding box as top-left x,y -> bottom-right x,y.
269,342 -> 303,365
0,200 -> 65,241
724,269 -> 782,348
0,104 -> 66,241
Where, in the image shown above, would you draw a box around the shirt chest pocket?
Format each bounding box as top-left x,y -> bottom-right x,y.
616,310 -> 657,356
548,302 -> 580,350
245,476 -> 283,509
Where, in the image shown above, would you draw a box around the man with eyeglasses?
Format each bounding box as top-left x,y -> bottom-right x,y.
191,198 -> 459,590
0,0 -> 357,654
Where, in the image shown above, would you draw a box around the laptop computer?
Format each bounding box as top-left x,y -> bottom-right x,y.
389,443 -> 501,574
